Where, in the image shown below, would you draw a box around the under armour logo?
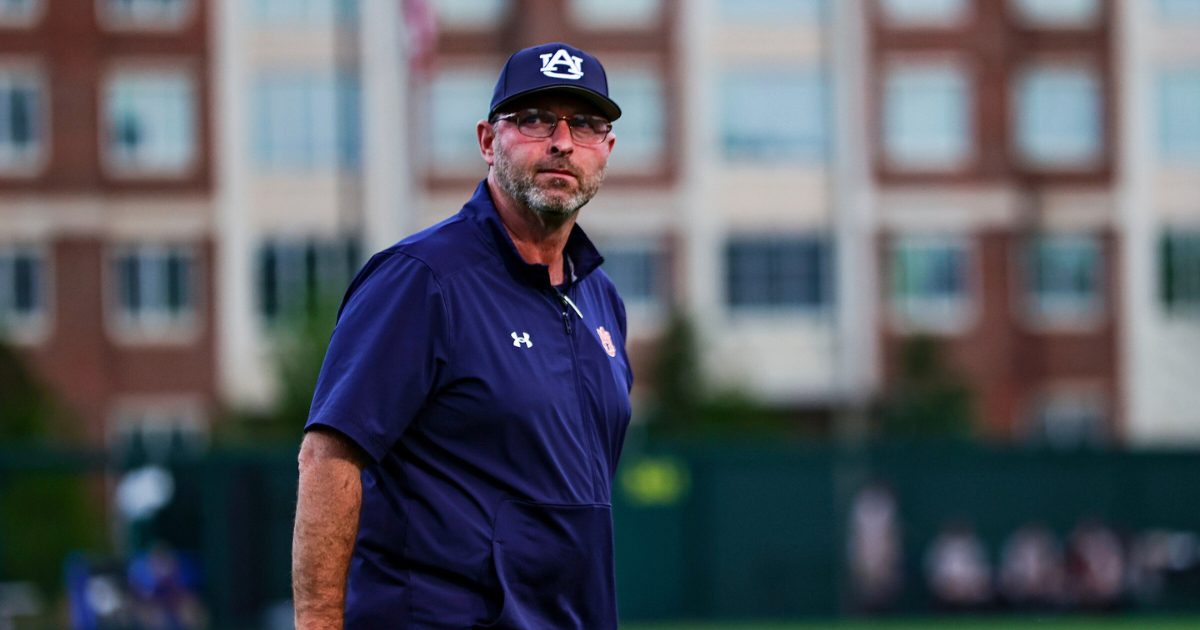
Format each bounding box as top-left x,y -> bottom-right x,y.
511,332 -> 532,348
538,49 -> 584,80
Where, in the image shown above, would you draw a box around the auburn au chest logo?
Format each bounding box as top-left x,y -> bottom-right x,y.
596,327 -> 617,357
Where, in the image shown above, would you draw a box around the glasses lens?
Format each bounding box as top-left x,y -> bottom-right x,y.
514,110 -> 557,138
505,109 -> 611,143
567,115 -> 611,144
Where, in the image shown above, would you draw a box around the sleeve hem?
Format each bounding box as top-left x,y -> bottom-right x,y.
304,410 -> 390,463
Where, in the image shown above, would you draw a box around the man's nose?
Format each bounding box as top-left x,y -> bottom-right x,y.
547,119 -> 575,153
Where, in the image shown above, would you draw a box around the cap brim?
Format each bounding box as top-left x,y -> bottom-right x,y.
489,85 -> 622,122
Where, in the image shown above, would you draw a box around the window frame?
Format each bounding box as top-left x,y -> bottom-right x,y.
881,59 -> 976,172
106,242 -> 201,344
256,237 -> 360,326
725,234 -> 835,316
1019,233 -> 1106,330
888,234 -> 977,335
1159,68 -> 1200,164
1011,63 -> 1105,172
253,71 -> 362,173
567,0 -> 662,30
0,0 -> 45,28
101,65 -> 199,179
878,0 -> 973,29
0,62 -> 49,177
1160,229 -> 1200,317
0,242 -> 52,345
719,66 -> 830,164
97,0 -> 195,32
1008,0 -> 1104,30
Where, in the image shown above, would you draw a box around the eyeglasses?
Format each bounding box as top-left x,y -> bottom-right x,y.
491,109 -> 612,144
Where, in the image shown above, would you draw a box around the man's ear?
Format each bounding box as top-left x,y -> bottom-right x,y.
478,120 -> 497,167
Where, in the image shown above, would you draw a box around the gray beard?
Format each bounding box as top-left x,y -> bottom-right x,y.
493,147 -> 606,220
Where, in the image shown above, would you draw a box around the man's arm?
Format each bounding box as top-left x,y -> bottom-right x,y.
293,426 -> 370,630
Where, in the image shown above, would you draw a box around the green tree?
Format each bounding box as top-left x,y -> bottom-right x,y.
877,335 -> 973,440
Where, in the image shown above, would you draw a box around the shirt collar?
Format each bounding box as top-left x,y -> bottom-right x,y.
462,179 -> 605,291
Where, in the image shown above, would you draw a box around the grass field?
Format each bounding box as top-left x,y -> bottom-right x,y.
623,618 -> 1200,630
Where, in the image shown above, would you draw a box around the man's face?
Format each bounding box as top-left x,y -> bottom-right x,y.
480,93 -> 616,220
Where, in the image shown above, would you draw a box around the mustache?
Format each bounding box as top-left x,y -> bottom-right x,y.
534,158 -> 581,178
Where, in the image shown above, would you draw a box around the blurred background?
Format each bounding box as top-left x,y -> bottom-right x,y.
3,0 -> 1200,628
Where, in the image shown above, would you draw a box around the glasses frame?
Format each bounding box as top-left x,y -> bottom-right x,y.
490,109 -> 613,144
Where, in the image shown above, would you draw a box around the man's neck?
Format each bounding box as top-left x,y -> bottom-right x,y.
487,175 -> 576,286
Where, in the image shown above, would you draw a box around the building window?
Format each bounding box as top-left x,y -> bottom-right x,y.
1158,0 -> 1200,22
433,0 -> 507,28
0,0 -> 42,26
258,239 -> 359,323
879,0 -> 971,27
0,245 -> 46,336
1161,231 -> 1200,314
1025,235 -> 1103,325
112,244 -> 196,331
1160,69 -> 1200,163
727,236 -> 833,310
601,242 -> 665,307
254,74 -> 361,172
720,0 -> 823,23
102,0 -> 191,28
721,70 -> 827,162
0,70 -> 43,174
1010,0 -> 1101,28
1026,389 -> 1107,448
1014,67 -> 1102,169
569,0 -> 660,28
428,69 -> 494,174
105,72 -> 196,176
110,398 -> 207,462
250,0 -> 357,27
606,68 -> 666,174
890,236 -> 972,331
883,64 -> 972,170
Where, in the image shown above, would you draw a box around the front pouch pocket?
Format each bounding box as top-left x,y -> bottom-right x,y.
477,499 -> 617,630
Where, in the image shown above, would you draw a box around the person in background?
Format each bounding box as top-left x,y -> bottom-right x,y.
925,520 -> 993,611
998,522 -> 1066,610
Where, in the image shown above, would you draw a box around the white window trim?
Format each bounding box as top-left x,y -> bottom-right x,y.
567,0 -> 663,30
100,63 -> 199,180
1019,382 -> 1110,447
104,242 -> 203,346
0,242 -> 53,346
888,234 -> 978,336
423,61 -> 502,179
96,0 -> 196,32
881,56 -> 977,173
107,394 -> 209,458
0,59 -> 50,178
1011,63 -> 1106,172
1008,0 -> 1104,30
878,0 -> 974,29
724,234 -> 836,319
1014,234 -> 1107,333
0,0 -> 47,28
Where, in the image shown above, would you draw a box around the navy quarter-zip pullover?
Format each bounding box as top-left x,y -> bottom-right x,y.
305,180 -> 634,629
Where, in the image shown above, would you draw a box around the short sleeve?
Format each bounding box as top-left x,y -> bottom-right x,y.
305,252 -> 450,462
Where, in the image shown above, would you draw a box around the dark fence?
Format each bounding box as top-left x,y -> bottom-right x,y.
3,443 -> 1200,628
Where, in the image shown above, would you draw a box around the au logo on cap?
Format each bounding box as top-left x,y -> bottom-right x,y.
539,49 -> 584,80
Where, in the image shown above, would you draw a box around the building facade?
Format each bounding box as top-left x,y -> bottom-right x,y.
0,0 -> 215,451
7,0 -> 1200,448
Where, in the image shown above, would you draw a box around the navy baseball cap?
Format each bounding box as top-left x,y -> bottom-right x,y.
489,42 -> 622,122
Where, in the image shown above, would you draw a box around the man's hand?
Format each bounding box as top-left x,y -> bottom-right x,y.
293,427 -> 370,630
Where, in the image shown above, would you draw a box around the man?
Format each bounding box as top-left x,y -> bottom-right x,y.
292,42 -> 633,630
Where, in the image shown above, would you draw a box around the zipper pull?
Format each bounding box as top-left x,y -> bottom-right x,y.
553,289 -> 580,334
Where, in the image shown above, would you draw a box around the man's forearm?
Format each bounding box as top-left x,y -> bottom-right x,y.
293,430 -> 367,630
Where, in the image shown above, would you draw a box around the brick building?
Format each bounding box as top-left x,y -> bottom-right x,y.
0,0 -> 215,451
